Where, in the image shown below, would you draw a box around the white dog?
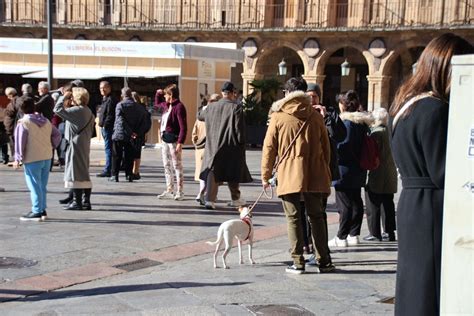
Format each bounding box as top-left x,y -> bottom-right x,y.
206,206 -> 255,269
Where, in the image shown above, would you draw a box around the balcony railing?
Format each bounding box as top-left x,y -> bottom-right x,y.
2,1 -> 472,30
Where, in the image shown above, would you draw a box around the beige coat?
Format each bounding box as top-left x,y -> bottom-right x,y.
192,119 -> 206,181
261,91 -> 331,196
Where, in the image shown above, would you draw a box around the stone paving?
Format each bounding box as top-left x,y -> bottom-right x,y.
0,145 -> 398,315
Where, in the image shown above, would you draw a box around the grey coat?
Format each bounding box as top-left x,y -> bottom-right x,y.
54,101 -> 94,185
198,97 -> 252,183
366,123 -> 397,194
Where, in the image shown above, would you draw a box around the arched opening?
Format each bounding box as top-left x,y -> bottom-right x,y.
323,47 -> 369,110
255,46 -> 304,79
255,46 -> 304,99
388,46 -> 424,108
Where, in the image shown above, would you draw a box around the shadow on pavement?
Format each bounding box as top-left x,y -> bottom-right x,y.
91,207 -> 282,218
6,282 -> 251,302
45,218 -> 222,227
331,247 -> 398,253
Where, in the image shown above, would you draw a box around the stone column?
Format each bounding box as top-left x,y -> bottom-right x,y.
5,0 -> 13,22
366,75 -> 391,111
57,0 -> 67,24
241,73 -> 258,97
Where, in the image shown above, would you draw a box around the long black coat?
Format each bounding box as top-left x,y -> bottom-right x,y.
390,96 -> 448,316
198,97 -> 252,183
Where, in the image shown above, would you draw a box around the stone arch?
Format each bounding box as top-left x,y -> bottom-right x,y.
316,42 -> 371,109
381,38 -> 431,77
315,40 -> 370,76
250,39 -> 308,75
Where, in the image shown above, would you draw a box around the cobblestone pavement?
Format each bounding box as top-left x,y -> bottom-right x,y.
0,145 -> 398,315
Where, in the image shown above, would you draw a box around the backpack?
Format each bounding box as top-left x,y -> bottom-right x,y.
359,131 -> 380,171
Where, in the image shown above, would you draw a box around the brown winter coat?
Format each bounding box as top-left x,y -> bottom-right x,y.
261,91 -> 331,197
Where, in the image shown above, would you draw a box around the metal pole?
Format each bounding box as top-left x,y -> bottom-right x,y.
47,0 -> 53,88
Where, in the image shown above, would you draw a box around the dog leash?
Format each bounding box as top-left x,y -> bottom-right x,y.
249,113 -> 313,213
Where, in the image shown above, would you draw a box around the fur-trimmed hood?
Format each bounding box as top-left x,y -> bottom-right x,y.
270,91 -> 312,120
340,111 -> 374,126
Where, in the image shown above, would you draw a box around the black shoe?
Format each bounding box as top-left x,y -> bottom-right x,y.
20,211 -> 43,221
132,173 -> 141,180
63,202 -> 83,210
126,175 -> 133,182
108,176 -> 119,182
318,262 -> 336,273
2,160 -> 8,165
40,210 -> 48,220
382,232 -> 396,242
96,172 -> 111,178
363,235 -> 382,242
82,202 -> 92,210
59,196 -> 73,204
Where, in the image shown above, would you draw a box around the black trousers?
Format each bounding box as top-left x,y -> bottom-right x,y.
335,188 -> 364,239
365,190 -> 396,238
112,140 -> 134,178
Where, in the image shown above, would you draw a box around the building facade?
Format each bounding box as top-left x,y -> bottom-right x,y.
0,0 -> 473,110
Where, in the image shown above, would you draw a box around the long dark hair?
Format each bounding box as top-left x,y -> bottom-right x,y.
390,33 -> 473,118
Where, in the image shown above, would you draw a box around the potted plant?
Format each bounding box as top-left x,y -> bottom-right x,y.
242,78 -> 281,146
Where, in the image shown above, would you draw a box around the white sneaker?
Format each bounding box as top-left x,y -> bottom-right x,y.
347,235 -> 360,246
205,201 -> 216,210
174,192 -> 184,201
328,236 -> 348,248
157,191 -> 174,199
226,198 -> 246,207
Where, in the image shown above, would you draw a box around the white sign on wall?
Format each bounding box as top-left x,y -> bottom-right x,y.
198,60 -> 215,79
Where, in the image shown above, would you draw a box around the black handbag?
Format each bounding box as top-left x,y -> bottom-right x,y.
162,131 -> 178,143
130,136 -> 143,152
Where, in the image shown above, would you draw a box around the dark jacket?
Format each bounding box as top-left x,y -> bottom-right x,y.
333,111 -> 373,190
4,96 -> 20,136
324,107 -> 346,181
155,99 -> 187,144
112,97 -> 150,141
366,123 -> 397,194
35,94 -> 54,121
98,94 -> 117,131
198,97 -> 253,183
390,97 -> 447,316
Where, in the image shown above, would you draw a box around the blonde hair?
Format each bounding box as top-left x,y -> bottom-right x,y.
5,87 -> 17,97
72,87 -> 90,106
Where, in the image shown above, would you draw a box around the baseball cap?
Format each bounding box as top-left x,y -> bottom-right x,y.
221,81 -> 235,92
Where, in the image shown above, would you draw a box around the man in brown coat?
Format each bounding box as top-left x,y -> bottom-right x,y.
261,77 -> 334,274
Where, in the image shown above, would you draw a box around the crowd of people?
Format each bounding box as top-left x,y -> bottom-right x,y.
0,32 -> 472,316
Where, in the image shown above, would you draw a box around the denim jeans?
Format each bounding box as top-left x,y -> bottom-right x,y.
102,128 -> 113,174
23,159 -> 51,213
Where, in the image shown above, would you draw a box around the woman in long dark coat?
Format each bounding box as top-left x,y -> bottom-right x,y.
389,33 -> 473,316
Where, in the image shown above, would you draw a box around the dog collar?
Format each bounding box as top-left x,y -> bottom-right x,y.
242,217 -> 252,241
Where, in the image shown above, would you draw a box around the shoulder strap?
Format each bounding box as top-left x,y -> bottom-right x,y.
274,112 -> 313,170
392,92 -> 433,132
77,114 -> 94,135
